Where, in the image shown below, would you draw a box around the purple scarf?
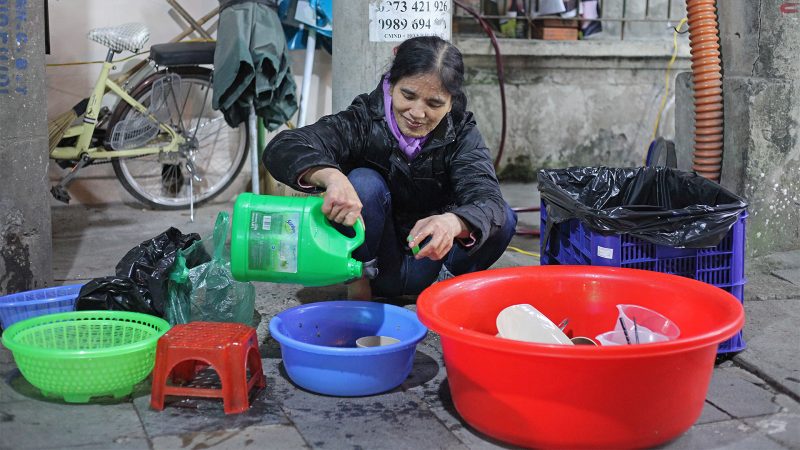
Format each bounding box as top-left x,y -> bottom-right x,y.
383,76 -> 429,160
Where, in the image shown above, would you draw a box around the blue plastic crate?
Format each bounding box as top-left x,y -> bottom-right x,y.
0,284 -> 82,329
540,200 -> 747,354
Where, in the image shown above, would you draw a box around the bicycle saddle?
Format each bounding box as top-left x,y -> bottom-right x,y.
150,41 -> 216,67
87,23 -> 150,53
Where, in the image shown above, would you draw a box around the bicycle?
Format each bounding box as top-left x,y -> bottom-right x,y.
49,23 -> 248,209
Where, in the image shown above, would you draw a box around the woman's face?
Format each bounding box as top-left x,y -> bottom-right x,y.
390,72 -> 452,138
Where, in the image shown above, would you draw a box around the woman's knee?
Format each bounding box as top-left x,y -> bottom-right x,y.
502,203 -> 518,239
490,203 -> 517,245
348,168 -> 389,204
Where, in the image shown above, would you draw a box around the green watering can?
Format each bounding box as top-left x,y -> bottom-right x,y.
231,193 -> 365,286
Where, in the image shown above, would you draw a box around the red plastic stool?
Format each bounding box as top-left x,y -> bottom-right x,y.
150,322 -> 266,414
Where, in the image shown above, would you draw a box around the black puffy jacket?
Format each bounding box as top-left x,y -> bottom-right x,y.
263,81 -> 509,251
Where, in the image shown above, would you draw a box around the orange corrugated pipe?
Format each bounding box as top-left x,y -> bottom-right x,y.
686,0 -> 724,182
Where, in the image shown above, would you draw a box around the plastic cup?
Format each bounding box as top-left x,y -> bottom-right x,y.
595,329 -> 670,346
356,335 -> 400,348
615,304 -> 680,341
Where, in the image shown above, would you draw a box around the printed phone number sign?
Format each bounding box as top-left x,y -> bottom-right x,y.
369,0 -> 451,42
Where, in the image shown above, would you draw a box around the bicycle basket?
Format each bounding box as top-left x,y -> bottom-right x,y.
110,73 -> 182,150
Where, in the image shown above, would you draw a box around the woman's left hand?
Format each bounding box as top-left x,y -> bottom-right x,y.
408,213 -> 469,261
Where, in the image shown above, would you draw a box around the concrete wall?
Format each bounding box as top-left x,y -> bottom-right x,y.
458,38 -> 690,177
0,0 -> 52,294
676,1 -> 800,257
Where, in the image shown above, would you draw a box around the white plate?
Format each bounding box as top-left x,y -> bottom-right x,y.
496,304 -> 573,345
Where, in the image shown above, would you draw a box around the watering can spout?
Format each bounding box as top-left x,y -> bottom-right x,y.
361,258 -> 378,280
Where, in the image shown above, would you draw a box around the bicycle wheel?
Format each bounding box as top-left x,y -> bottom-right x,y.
110,67 -> 248,209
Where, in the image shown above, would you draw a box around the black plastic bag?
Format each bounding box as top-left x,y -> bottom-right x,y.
538,166 -> 748,248
115,227 -> 209,317
74,276 -> 159,315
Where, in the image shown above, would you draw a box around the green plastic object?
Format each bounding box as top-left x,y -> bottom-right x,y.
407,235 -> 420,256
166,211 -> 256,326
1,311 -> 170,403
231,193 -> 364,285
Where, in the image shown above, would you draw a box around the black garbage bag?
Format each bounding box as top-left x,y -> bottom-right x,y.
538,166 -> 749,248
74,276 -> 159,315
115,227 -> 210,317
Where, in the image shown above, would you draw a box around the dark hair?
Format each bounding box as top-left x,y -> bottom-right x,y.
388,36 -> 467,113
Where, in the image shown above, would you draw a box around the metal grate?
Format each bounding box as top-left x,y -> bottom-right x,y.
453,0 -> 687,41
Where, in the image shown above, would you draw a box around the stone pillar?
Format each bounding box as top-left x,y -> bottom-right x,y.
331,0 -> 395,112
0,0 -> 52,294
717,1 -> 800,256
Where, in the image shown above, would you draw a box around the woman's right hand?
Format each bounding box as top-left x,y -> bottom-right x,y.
304,167 -> 362,226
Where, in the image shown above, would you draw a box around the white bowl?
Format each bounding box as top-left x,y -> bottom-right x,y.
496,304 -> 573,345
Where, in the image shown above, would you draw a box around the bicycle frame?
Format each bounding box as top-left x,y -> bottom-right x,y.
50,50 -> 185,161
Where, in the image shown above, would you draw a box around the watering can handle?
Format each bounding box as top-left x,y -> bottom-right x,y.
347,217 -> 366,248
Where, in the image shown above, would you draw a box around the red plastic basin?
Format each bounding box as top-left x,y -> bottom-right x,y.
416,266 -> 744,449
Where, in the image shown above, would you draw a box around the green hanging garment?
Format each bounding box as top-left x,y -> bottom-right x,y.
212,1 -> 298,131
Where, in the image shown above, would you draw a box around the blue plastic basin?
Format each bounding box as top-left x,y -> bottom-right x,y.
0,284 -> 83,329
269,301 -> 428,396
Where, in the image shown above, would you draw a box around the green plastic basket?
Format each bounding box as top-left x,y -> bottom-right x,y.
1,311 -> 170,403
